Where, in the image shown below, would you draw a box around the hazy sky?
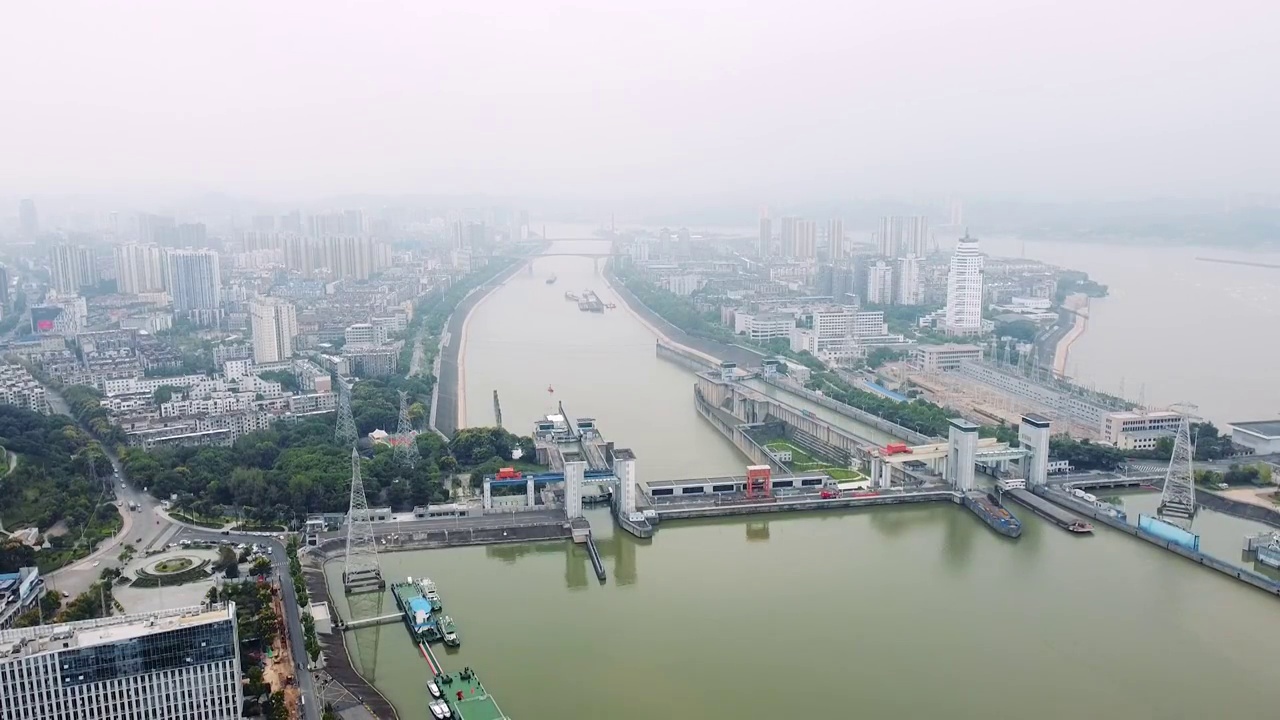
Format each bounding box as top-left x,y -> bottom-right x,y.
3,1 -> 1277,202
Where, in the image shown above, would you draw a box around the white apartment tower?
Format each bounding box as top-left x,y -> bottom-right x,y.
794,220 -> 817,259
896,255 -> 923,305
866,260 -> 894,304
167,249 -> 222,323
827,219 -> 845,260
0,603 -> 244,720
944,234 -> 984,335
114,243 -> 169,294
250,297 -> 298,363
49,244 -> 98,294
877,216 -> 929,258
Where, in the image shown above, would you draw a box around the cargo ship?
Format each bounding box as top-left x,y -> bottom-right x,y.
998,480 -> 1092,534
432,668 -> 509,720
964,492 -> 1022,538
564,291 -> 578,301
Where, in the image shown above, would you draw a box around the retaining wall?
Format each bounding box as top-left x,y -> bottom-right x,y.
1033,487 -> 1280,598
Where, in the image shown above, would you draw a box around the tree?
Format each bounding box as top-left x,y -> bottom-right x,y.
0,540 -> 36,573
213,546 -> 240,578
250,556 -> 272,576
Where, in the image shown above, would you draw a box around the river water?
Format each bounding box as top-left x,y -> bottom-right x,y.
326,239 -> 1280,720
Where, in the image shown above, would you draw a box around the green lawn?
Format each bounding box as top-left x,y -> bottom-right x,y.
765,441 -> 866,481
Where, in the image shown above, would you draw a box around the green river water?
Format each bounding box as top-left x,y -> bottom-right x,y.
325,244 -> 1280,720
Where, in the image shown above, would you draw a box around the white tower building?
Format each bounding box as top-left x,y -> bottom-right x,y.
947,418 -> 979,491
866,261 -> 894,304
896,255 -> 922,305
250,297 -> 298,363
1018,413 -> 1052,487
944,233 -> 984,335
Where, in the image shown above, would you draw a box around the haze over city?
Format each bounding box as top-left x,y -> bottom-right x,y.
4,0 -> 1279,202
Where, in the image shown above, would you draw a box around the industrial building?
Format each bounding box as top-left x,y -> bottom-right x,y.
912,344 -> 984,373
1229,421 -> 1280,455
0,603 -> 244,720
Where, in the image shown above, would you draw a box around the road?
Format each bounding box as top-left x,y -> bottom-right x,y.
309,508 -> 567,544
172,526 -> 321,720
42,386 -> 170,601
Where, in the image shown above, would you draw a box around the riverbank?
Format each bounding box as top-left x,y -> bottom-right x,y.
601,261 -> 767,368
1052,293 -> 1089,377
432,259 -> 531,438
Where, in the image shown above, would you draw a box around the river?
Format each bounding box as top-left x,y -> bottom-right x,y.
323,239 -> 1280,720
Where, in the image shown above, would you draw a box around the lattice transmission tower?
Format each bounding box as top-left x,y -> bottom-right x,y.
335,380 -> 358,448
393,390 -> 420,468
342,448 -> 384,594
1158,416 -> 1197,522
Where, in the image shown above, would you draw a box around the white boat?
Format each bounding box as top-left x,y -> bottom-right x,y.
427,680 -> 442,699
429,701 -> 448,720
418,577 -> 443,610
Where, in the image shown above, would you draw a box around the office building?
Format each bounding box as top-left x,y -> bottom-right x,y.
866,261 -> 894,304
827,219 -> 845,260
344,322 -> 379,346
49,244 -> 98,294
18,200 -> 38,239
0,603 -> 244,720
810,307 -> 857,351
851,310 -> 888,338
1229,421 -> 1280,455
758,216 -> 772,257
733,313 -> 794,342
944,234 -> 984,335
896,255 -> 922,305
250,297 -> 297,363
114,244 -> 169,294
1101,410 -> 1184,447
877,216 -> 929,258
167,249 -> 222,324
913,344 -> 984,372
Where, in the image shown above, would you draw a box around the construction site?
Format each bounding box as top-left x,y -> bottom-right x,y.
895,358 -> 1137,440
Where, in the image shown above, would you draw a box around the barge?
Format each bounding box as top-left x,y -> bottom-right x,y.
393,578 -> 441,642
999,480 -> 1092,534
434,668 -> 509,720
964,492 -> 1022,538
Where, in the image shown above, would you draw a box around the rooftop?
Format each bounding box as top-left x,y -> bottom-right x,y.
1230,421 -> 1280,439
0,604 -> 232,659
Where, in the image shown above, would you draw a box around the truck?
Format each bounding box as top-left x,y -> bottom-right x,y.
496,467 -> 522,480
884,442 -> 911,455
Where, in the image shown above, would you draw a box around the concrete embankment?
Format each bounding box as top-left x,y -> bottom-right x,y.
1196,490 -> 1280,531
603,260 -> 767,369
655,339 -> 719,372
302,559 -> 400,720
433,259 -> 533,438
1051,293 -> 1089,377
316,521 -> 570,556
1034,487 -> 1280,598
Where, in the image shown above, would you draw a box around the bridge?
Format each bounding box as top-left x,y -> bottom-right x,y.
341,612 -> 403,631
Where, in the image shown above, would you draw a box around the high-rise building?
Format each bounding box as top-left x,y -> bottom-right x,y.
114,244 -> 169,294
0,603 -> 244,720
944,234 -> 984,335
49,244 -> 98,294
137,213 -> 177,245
177,222 -> 208,247
250,296 -> 297,363
827,219 -> 845,260
896,255 -> 923,305
18,199 -> 38,239
866,260 -> 894,304
779,216 -> 799,258
758,216 -> 772,257
0,264 -> 9,311
794,220 -> 817,259
877,216 -> 929,258
167,249 -> 221,323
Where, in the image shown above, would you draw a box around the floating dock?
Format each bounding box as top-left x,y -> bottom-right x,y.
392,579 -> 441,642
1001,486 -> 1092,534
585,534 -> 606,582
964,492 -> 1022,538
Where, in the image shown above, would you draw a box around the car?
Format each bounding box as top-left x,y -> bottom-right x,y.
91,561 -> 100,567
61,591 -> 69,598
220,530 -> 230,535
